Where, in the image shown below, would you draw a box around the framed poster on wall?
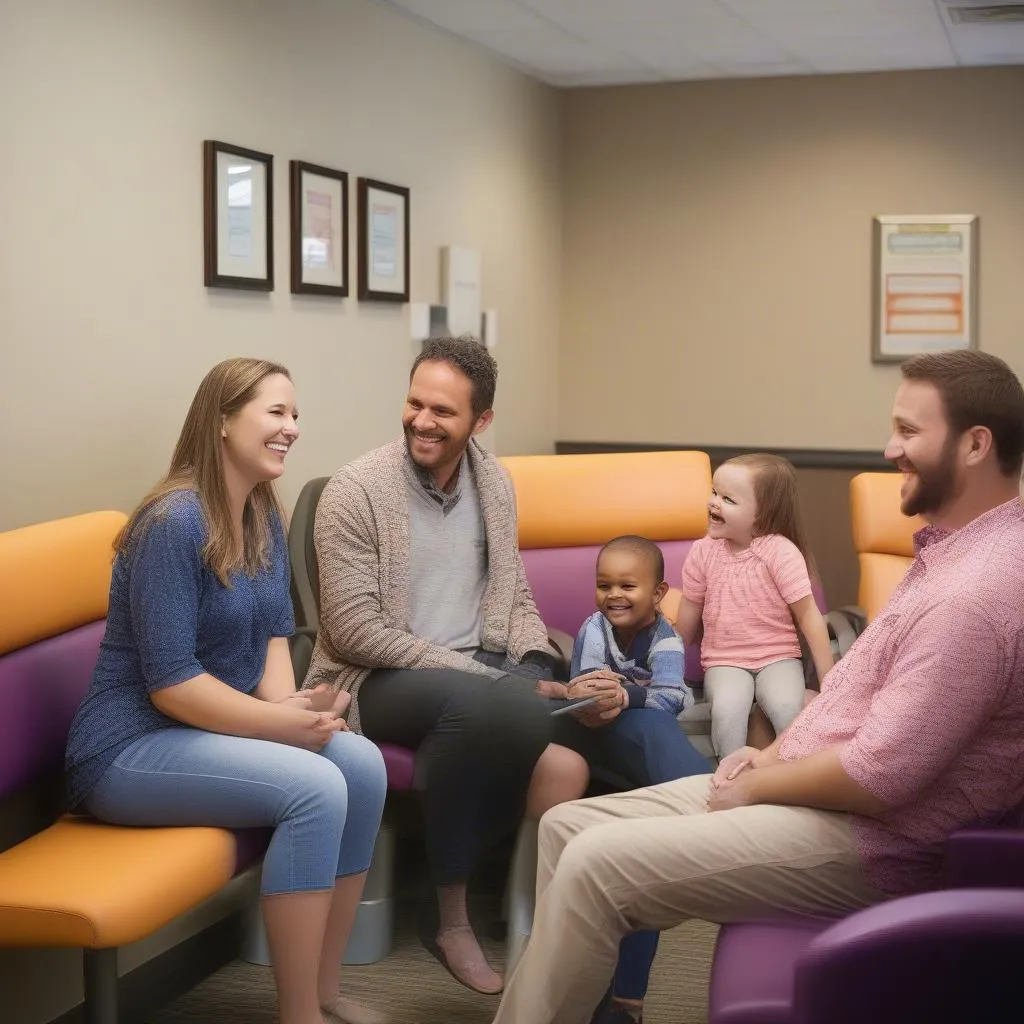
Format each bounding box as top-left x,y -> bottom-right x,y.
871,214 -> 978,363
290,160 -> 348,296
203,140 -> 274,290
357,177 -> 410,302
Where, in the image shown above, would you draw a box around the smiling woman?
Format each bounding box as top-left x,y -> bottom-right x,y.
64,357 -> 389,1024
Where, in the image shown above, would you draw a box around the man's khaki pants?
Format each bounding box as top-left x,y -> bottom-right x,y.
492,774 -> 886,1024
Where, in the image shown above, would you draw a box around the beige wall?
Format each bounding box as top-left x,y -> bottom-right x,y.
559,67 -> 1024,450
0,0 -> 563,533
0,0 -> 561,1019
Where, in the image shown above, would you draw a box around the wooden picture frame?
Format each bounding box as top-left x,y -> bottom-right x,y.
871,214 -> 978,364
289,160 -> 349,296
203,140 -> 274,291
357,177 -> 410,302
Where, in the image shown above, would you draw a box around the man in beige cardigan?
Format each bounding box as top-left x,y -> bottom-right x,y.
306,336 -> 591,995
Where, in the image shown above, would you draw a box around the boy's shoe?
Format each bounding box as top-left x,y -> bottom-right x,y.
590,991 -> 643,1024
591,1009 -> 642,1024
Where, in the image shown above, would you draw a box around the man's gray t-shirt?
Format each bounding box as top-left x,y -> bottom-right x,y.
406,457 -> 487,652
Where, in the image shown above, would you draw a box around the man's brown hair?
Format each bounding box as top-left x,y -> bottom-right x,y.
901,350 -> 1024,477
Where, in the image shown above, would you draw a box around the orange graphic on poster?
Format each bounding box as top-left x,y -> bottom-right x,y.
885,273 -> 963,335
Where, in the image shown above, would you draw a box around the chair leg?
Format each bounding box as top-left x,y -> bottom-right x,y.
83,948 -> 119,1024
504,819 -> 539,977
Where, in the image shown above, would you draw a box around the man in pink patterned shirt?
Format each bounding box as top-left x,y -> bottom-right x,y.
493,349 -> 1024,1024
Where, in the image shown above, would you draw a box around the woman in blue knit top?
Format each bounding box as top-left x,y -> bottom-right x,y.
66,358 -> 388,1024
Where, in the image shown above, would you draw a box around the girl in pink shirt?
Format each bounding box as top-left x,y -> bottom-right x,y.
677,453 -> 834,758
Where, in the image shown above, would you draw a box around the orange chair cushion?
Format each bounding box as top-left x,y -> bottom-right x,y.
0,817 -> 239,948
850,473 -> 924,621
850,473 -> 922,558
0,512 -> 126,655
501,451 -> 712,549
858,553 -> 914,623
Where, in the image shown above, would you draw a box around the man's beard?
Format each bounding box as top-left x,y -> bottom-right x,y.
900,438 -> 960,517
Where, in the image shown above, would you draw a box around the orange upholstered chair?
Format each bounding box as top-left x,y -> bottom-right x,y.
0,513 -> 264,1023
850,473 -> 924,622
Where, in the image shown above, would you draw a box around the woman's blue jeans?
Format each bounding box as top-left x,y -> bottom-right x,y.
84,727 -> 388,895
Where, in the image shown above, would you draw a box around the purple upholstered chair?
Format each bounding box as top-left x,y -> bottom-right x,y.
709,819 -> 1024,1024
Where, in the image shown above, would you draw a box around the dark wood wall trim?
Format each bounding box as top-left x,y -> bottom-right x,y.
555,441 -> 892,472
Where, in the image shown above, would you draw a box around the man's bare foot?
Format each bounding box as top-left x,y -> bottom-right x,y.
320,994 -> 388,1024
434,924 -> 503,994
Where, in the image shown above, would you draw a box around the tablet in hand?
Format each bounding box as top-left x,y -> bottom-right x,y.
549,694 -> 601,717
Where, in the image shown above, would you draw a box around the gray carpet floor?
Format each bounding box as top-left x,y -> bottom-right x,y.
150,898 -> 717,1024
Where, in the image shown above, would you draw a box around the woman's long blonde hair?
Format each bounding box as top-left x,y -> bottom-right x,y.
723,452 -> 818,581
115,357 -> 291,585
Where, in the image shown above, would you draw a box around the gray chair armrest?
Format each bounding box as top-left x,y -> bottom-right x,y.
825,610 -> 861,659
288,627 -> 318,685
546,627 -> 574,677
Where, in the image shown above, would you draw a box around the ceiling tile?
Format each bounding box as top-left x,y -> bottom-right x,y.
382,0 -> 546,33
370,0 -> 1013,86
464,26 -> 634,73
546,68 -> 669,87
949,22 -> 1024,63
520,0 -> 728,25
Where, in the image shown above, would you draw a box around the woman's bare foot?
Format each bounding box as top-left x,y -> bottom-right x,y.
434,924 -> 503,994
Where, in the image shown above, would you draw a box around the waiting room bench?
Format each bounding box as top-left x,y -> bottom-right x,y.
0,512 -> 269,1024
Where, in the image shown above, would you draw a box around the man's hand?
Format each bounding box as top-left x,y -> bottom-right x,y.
535,679 -> 569,699
566,669 -> 627,728
712,745 -> 760,788
707,769 -> 755,812
573,692 -> 627,728
567,669 -> 624,705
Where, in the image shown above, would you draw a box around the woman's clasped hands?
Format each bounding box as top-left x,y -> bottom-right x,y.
275,685 -> 351,750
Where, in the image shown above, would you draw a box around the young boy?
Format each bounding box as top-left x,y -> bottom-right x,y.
571,535 -> 694,716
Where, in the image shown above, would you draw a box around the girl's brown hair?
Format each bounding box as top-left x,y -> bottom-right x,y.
115,357 -> 291,585
723,452 -> 818,580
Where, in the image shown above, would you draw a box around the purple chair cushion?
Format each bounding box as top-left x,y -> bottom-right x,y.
522,541 -> 829,687
709,919 -> 827,1024
945,827 -> 1024,888
233,828 -> 272,872
0,620 -> 106,800
792,890 -> 1024,1024
521,541 -> 702,680
379,742 -> 415,791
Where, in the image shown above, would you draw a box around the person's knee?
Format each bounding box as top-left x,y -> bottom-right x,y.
554,828 -> 618,906
538,795 -> 588,854
285,752 -> 350,826
614,708 -> 680,743
493,682 -> 552,733
327,732 -> 388,802
528,744 -> 588,817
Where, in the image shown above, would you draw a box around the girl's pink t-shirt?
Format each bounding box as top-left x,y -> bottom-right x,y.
681,533 -> 812,671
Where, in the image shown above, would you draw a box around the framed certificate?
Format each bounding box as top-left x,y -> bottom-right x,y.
203,140 -> 274,291
357,177 -> 410,302
290,160 -> 349,296
872,215 -> 978,364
